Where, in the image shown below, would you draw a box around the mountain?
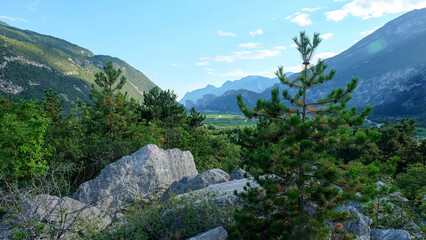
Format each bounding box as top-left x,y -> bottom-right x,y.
0,21 -> 10,27
180,75 -> 280,106
0,22 -> 156,111
191,8 -> 426,125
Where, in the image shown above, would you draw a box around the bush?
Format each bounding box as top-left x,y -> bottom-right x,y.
396,163 -> 426,201
90,191 -> 233,240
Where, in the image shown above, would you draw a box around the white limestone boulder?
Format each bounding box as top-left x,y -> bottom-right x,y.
74,144 -> 198,212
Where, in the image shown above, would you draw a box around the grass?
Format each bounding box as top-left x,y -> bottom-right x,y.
202,114 -> 426,141
202,113 -> 257,127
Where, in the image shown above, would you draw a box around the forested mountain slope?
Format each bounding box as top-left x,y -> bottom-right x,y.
0,21 -> 156,111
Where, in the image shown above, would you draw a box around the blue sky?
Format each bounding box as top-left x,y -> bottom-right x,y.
1,0 -> 426,99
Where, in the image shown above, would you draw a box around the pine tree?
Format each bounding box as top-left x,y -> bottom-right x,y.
94,61 -> 126,93
187,107 -> 206,128
139,86 -> 187,127
75,62 -> 149,181
233,31 -> 374,239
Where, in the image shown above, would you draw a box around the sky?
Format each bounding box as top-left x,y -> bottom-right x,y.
1,0 -> 426,99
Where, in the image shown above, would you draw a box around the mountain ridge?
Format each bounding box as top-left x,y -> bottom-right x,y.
180,75 -> 281,106
188,8 -> 426,125
0,22 -> 157,111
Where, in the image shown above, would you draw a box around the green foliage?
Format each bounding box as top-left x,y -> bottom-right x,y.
396,163 -> 426,201
41,89 -> 64,122
89,192 -> 233,240
375,119 -> 424,172
65,64 -> 159,184
94,61 -> 126,92
187,107 -> 206,128
233,31 -> 375,239
137,86 -> 239,173
139,86 -> 187,127
0,95 -> 51,183
189,127 -> 241,173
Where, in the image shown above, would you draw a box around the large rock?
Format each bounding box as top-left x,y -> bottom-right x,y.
187,226 -> 228,240
337,205 -> 372,240
230,168 -> 248,180
175,178 -> 259,207
74,144 -> 198,212
370,229 -> 410,240
163,168 -> 230,198
1,194 -> 111,239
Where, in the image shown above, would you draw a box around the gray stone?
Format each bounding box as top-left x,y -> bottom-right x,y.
23,195 -> 111,229
111,212 -> 125,223
230,168 -> 246,180
1,194 -> 111,239
389,192 -> 408,201
370,229 -> 410,240
163,168 -> 230,198
175,178 -> 259,207
187,226 -> 228,240
348,200 -> 364,212
375,181 -> 387,188
337,205 -> 372,240
74,144 -> 198,212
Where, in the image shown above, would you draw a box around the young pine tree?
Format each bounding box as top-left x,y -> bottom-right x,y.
233,31 -> 375,239
76,62 -> 157,182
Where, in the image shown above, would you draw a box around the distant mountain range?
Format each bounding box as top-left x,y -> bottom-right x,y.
0,21 -> 156,111
186,8 -> 426,125
180,75 -> 283,107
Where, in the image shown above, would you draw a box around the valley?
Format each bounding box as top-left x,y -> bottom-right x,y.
0,2 -> 425,240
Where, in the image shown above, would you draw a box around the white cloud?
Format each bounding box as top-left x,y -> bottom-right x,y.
326,0 -> 426,21
283,52 -> 339,73
325,9 -> 348,21
290,13 -> 312,26
194,61 -> 209,66
284,65 -> 304,73
214,49 -> 281,62
312,52 -> 339,63
274,46 -> 287,50
285,12 -> 300,20
200,57 -> 210,60
209,69 -> 276,78
302,7 -> 324,12
218,30 -> 237,37
360,26 -> 381,36
170,63 -> 181,67
249,29 -> 263,36
0,16 -> 29,22
272,17 -> 277,20
238,42 -> 259,48
290,43 -> 298,48
321,33 -> 334,39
